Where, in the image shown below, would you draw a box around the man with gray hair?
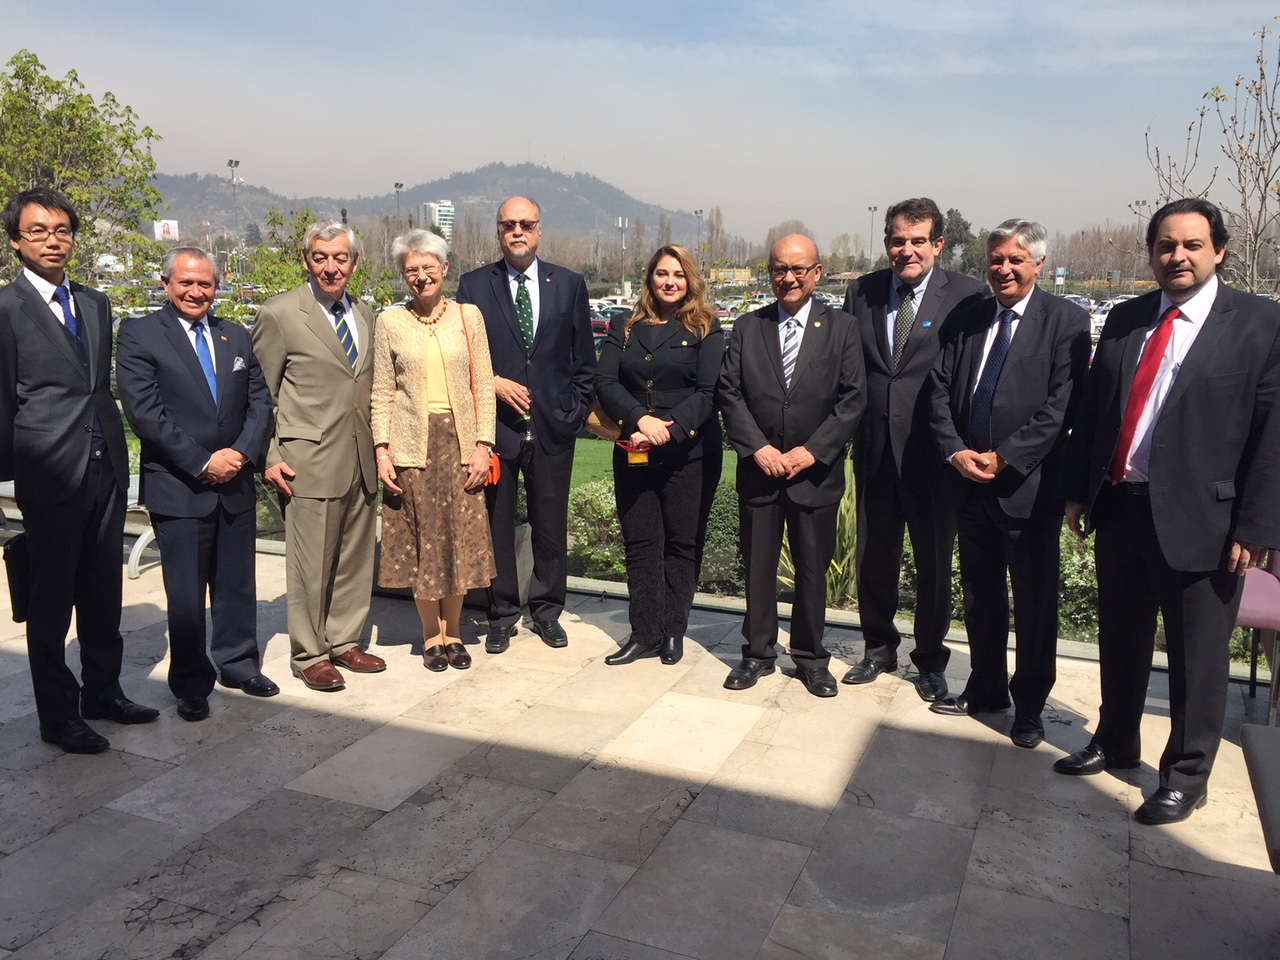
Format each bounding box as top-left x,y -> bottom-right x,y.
927,220 -> 1090,747
253,220 -> 387,691
117,247 -> 276,720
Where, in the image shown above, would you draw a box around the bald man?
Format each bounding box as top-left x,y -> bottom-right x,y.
718,235 -> 867,697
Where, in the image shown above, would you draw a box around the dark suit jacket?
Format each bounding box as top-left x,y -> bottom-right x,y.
115,303 -> 272,518
718,300 -> 866,508
456,258 -> 595,459
0,274 -> 128,505
844,267 -> 986,481
594,317 -> 724,465
1063,284 -> 1280,570
929,287 -> 1091,520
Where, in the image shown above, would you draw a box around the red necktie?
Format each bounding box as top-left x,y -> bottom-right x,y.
1108,305 -> 1179,484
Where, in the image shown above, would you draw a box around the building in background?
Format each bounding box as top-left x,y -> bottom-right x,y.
424,200 -> 455,241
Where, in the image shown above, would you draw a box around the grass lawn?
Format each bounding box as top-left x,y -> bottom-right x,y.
571,435 -> 615,488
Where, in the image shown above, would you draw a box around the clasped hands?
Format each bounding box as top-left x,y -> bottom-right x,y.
629,415 -> 674,449
199,448 -> 246,485
753,444 -> 816,479
951,448 -> 1007,483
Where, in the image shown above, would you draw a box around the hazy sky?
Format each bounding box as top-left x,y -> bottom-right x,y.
1,0 -> 1273,249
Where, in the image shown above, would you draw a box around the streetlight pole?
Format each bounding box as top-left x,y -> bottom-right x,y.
616,216 -> 628,290
694,209 -> 704,269
867,205 -> 877,265
227,159 -> 240,246
394,183 -> 404,222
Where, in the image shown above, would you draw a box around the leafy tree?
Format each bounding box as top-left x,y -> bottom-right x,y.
243,222 -> 263,247
763,220 -> 815,253
655,212 -> 672,248
942,208 -> 985,277
0,50 -> 162,280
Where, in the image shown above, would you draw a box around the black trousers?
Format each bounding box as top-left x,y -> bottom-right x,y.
855,450 -> 957,673
741,494 -> 837,669
152,503 -> 261,699
614,451 -> 714,644
22,458 -> 126,725
955,488 -> 1061,716
483,439 -> 574,627
1091,486 -> 1241,793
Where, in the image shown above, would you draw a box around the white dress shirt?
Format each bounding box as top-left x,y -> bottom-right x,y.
777,296 -> 814,353
887,268 -> 934,355
972,291 -> 1032,396
506,257 -> 542,336
23,267 -> 77,327
182,313 -> 217,372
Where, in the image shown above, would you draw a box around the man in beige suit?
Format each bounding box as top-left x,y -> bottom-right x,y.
252,220 -> 386,691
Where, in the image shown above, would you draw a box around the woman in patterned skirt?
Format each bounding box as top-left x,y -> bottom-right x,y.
372,229 -> 496,670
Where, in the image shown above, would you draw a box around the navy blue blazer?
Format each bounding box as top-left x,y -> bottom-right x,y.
115,303 -> 272,517
456,258 -> 595,459
929,286 -> 1091,520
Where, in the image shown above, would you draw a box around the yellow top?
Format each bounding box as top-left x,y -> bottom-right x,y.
424,332 -> 451,413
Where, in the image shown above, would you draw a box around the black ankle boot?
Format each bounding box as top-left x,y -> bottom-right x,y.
660,635 -> 684,665
605,638 -> 660,665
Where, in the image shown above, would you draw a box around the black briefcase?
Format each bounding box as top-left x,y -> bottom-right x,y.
3,532 -> 29,623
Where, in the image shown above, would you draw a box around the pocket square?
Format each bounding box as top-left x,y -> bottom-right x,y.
233,356 -> 247,372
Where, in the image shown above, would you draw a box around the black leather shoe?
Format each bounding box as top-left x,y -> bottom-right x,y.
660,635 -> 683,665
485,623 -> 517,654
233,674 -> 280,698
1010,715 -> 1045,749
81,696 -> 160,725
605,638 -> 660,666
531,619 -> 568,648
1134,787 -> 1207,825
1053,743 -> 1141,776
929,694 -> 1011,717
915,672 -> 948,702
176,696 -> 210,722
724,658 -> 776,690
798,666 -> 838,698
40,718 -> 109,754
841,658 -> 896,685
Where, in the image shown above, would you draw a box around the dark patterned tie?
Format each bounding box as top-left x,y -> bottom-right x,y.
331,301 -> 357,370
968,308 -> 1014,452
893,285 -> 915,369
515,273 -> 534,353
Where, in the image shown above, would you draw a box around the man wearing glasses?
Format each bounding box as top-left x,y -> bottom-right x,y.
718,234 -> 866,697
0,187 -> 158,753
456,197 -> 595,654
253,221 -> 387,691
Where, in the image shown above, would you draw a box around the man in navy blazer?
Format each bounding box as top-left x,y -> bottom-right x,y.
1055,199 -> 1280,825
116,248 -> 276,721
842,198 -> 985,701
455,197 -> 595,653
0,187 -> 158,753
928,220 -> 1091,748
718,234 -> 866,697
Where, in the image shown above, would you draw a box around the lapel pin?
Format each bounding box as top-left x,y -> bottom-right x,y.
922,321 -> 931,329
220,335 -> 228,341
813,321 -> 822,328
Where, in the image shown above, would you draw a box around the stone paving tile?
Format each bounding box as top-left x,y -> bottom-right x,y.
1130,859 -> 1280,960
537,655 -> 689,719
196,864 -> 432,960
567,931 -> 699,959
964,785 -> 1130,916
598,690 -> 764,779
379,838 -> 633,960
124,839 -> 293,923
514,757 -> 696,866
944,884 -> 1129,960
0,808 -> 184,952
788,797 -> 973,944
402,659 -> 573,735
757,903 -> 944,960
594,819 -> 810,960
333,772 -> 552,903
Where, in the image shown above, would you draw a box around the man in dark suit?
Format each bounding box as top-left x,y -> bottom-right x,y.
843,198 -> 985,701
0,187 -> 158,753
116,248 -> 276,722
718,234 -> 866,697
456,196 -> 595,653
928,220 -> 1091,748
1055,198 -> 1280,825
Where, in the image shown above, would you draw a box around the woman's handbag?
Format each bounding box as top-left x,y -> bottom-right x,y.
584,399 -> 622,442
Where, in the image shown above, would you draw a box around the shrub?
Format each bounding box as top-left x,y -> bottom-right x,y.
566,480 -> 626,579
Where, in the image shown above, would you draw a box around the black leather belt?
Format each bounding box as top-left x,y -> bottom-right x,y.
1114,481 -> 1149,496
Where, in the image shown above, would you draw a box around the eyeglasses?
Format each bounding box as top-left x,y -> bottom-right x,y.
498,219 -> 540,233
308,252 -> 351,266
768,263 -> 819,280
403,266 -> 441,280
19,226 -> 74,242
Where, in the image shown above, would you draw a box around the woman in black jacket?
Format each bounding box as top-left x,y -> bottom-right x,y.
594,245 -> 724,665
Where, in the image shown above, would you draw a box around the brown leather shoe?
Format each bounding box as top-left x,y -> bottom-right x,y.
293,660 -> 345,691
331,647 -> 387,673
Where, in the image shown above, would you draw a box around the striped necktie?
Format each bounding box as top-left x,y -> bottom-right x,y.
331,301 -> 357,370
781,317 -> 799,387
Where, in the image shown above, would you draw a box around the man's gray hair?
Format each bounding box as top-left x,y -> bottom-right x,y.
987,219 -> 1047,262
391,229 -> 450,271
161,246 -> 222,286
303,219 -> 361,256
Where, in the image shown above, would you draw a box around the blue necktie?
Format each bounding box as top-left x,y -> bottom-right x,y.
969,308 -> 1014,452
193,321 -> 217,403
52,285 -> 78,338
332,301 -> 357,369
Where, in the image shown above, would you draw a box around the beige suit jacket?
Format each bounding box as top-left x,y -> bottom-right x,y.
252,283 -> 377,498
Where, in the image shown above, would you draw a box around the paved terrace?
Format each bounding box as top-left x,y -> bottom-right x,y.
0,550 -> 1277,959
